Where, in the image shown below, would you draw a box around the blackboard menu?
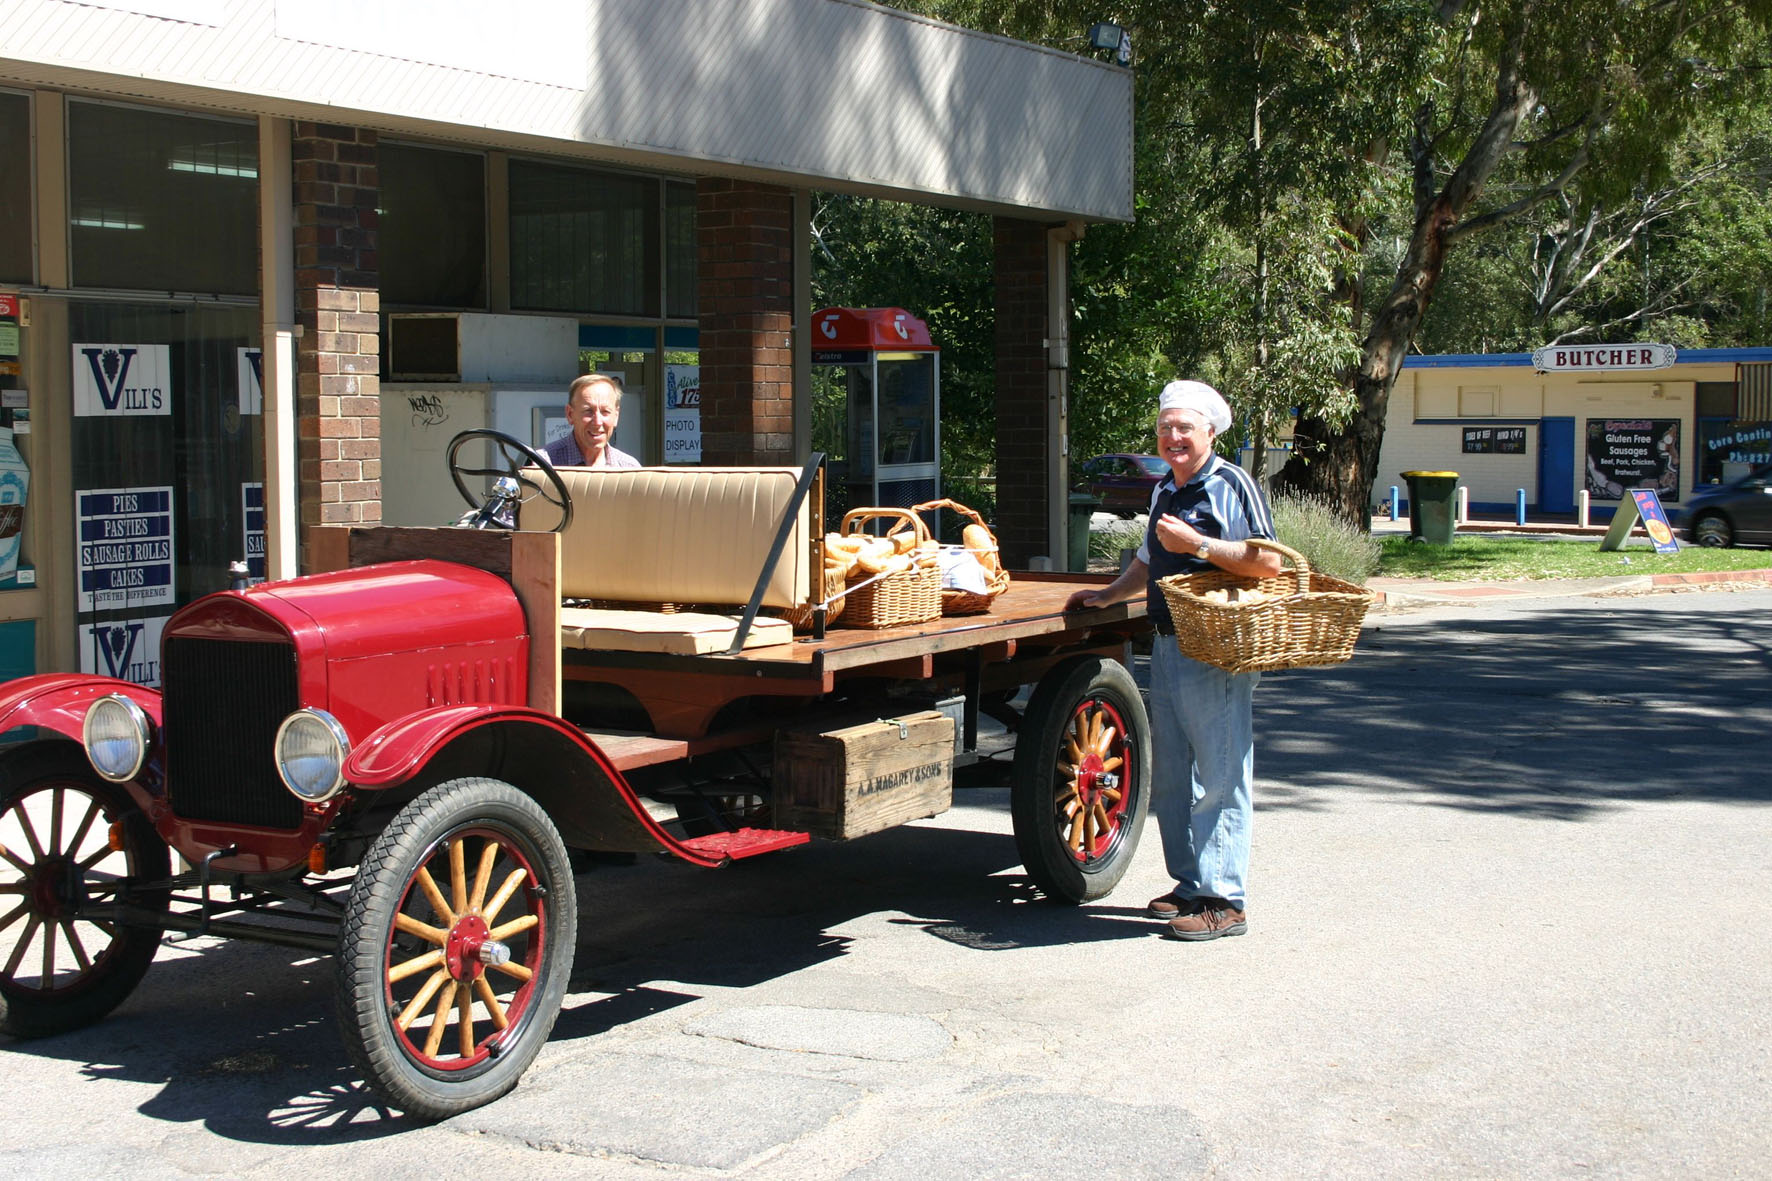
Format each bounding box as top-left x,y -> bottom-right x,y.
1462,426 -> 1527,454
1585,418 -> 1679,501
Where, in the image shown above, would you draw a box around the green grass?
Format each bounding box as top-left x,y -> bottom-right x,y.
1376,536 -> 1772,581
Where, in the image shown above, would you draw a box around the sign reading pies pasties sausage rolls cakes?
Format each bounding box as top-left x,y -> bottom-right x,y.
77,486 -> 174,612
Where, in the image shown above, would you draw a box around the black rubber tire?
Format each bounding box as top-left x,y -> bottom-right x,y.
1692,511 -> 1733,548
0,744 -> 170,1038
334,778 -> 576,1120
1011,656 -> 1152,904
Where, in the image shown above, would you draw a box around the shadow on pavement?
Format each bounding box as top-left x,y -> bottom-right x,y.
1253,599 -> 1772,820
1,805 -> 1159,1144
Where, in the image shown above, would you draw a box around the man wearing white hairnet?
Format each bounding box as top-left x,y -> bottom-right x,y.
1066,380 -> 1281,940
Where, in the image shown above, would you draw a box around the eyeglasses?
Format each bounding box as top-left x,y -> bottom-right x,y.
1157,420 -> 1209,437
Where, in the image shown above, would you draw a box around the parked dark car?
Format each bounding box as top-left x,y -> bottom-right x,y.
1079,453 -> 1167,517
1679,463 -> 1772,547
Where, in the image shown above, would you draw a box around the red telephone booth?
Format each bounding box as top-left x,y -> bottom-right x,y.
810,307 -> 940,518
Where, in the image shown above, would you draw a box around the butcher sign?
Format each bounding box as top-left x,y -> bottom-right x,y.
1530,343 -> 1676,372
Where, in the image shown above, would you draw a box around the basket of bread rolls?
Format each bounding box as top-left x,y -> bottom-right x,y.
833,507 -> 944,628
913,499 -> 1010,615
775,544 -> 851,632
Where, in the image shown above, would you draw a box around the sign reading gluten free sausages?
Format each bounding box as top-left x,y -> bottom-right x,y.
1585,419 -> 1680,502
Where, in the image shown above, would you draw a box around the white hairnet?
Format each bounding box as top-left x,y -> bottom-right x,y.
1158,379 -> 1232,435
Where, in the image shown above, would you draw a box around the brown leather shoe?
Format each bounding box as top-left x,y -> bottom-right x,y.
1148,893 -> 1202,920
1166,901 -> 1247,941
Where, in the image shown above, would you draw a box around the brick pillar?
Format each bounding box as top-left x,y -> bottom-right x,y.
697,178 -> 794,464
993,217 -> 1052,567
292,123 -> 380,570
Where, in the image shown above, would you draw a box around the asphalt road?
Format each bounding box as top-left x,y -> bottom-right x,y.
4,587 -> 1770,1178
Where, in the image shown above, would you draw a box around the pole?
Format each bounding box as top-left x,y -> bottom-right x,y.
1516,489 -> 1526,526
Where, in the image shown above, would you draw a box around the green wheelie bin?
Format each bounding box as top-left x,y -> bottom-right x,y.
1401,470 -> 1460,544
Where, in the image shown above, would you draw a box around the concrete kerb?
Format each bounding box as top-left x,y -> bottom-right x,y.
1367,566 -> 1772,611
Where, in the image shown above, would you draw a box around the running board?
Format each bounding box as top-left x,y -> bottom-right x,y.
679,827 -> 810,864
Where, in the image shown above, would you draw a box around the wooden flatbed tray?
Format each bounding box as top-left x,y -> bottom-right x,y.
563,571 -> 1147,681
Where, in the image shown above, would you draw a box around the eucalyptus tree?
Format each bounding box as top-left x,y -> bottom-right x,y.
1272,0 -> 1772,521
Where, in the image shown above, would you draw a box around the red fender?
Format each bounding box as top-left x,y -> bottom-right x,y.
342,704 -> 734,868
0,673 -> 164,746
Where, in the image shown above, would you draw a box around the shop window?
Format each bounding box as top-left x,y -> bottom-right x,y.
0,92 -> 31,283
509,160 -> 658,316
67,102 -> 257,296
68,301 -> 262,684
1697,380 -> 1740,420
379,142 -> 487,309
578,338 -> 658,462
665,181 -> 697,318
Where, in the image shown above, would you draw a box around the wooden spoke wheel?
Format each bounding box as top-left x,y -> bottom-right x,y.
1011,656 -> 1151,904
0,746 -> 170,1038
336,779 -> 576,1120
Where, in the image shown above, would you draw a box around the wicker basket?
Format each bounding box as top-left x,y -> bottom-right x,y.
1156,538 -> 1374,674
913,498 -> 1010,615
838,507 -> 942,628
775,564 -> 849,632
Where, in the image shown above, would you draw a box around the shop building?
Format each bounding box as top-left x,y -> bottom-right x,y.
0,0 -> 1132,684
1377,347 -> 1772,516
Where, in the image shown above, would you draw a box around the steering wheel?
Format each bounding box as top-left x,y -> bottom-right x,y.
446,428 -> 574,533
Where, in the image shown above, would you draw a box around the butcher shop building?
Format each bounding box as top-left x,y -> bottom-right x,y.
1378,345 -> 1772,516
0,0 -> 1133,683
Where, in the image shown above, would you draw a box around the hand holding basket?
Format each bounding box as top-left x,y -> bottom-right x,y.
1157,538 -> 1373,674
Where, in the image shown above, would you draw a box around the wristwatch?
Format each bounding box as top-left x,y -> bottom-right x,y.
1194,539 -> 1211,559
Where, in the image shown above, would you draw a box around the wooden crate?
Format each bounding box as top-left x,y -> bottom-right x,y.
772,710 -> 955,840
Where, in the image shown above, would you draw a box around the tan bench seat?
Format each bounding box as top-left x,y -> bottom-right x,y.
521,465 -> 818,655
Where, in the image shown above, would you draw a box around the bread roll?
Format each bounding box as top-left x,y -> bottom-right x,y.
962,523 -> 1000,576
855,538 -> 898,574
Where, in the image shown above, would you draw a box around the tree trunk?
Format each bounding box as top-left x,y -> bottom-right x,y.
1274,5 -> 1542,525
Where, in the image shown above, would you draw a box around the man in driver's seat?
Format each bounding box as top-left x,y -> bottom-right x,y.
544,373 -> 642,469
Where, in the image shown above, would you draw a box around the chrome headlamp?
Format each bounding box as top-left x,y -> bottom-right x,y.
83,693 -> 152,782
274,708 -> 351,803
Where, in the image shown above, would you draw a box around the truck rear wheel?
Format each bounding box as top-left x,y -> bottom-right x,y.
0,745 -> 170,1038
335,778 -> 576,1120
1011,656 -> 1151,904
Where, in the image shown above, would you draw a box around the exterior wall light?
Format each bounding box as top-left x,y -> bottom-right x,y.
1087,22 -> 1132,65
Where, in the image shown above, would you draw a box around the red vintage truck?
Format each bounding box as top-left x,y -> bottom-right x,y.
0,434 -> 1149,1118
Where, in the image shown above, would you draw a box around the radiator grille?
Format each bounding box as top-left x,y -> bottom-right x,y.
162,636 -> 304,829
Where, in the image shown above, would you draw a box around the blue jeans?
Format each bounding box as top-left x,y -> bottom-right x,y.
1147,640 -> 1258,908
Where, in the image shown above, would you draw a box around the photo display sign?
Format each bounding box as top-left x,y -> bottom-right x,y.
72,343 -> 171,417
77,486 -> 175,611
1462,427 -> 1527,454
1584,419 -> 1680,501
664,364 -> 701,464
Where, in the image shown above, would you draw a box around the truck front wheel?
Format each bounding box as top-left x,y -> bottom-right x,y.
0,745 -> 170,1038
1011,656 -> 1152,904
335,778 -> 576,1120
